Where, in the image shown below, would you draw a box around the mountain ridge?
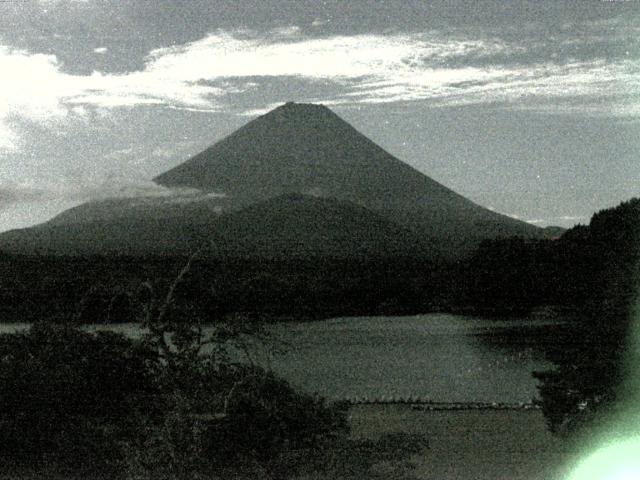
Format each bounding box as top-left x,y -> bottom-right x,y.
0,102 -> 545,258
155,101 -> 545,255
0,193 -> 433,258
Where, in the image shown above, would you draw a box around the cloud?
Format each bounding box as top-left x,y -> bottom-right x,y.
239,102 -> 289,117
138,28 -> 636,114
0,178 -> 225,232
526,215 -> 588,226
151,146 -> 179,159
0,47 -> 70,149
271,26 -> 302,37
0,182 -> 50,206
102,141 -> 200,166
144,32 -> 508,82
0,177 -> 222,211
0,44 -> 222,149
0,126 -> 18,152
0,26 -> 637,150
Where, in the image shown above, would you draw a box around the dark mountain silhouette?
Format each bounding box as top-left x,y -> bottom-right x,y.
210,193 -> 433,259
0,193 -> 430,258
155,102 -> 544,255
0,102 -> 545,258
0,194 -> 225,255
44,194 -> 227,226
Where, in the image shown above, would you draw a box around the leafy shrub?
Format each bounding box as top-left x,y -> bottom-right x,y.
0,322 -> 159,475
126,365 -> 350,479
206,365 -> 349,466
0,251 -> 351,479
0,321 -> 349,479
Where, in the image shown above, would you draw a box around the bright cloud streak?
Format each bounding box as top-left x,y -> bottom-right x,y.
0,29 -> 638,151
0,177 -> 221,210
526,215 -> 589,227
0,177 -> 225,232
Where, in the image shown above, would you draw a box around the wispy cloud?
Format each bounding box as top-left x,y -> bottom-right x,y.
0,25 -> 637,151
0,177 -> 222,211
0,178 -> 225,232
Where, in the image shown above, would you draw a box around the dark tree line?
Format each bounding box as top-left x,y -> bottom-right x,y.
0,254 -> 439,324
457,199 -> 638,317
533,199 -> 640,434
457,198 -> 640,433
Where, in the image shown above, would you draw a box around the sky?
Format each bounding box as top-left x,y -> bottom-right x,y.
0,0 -> 638,231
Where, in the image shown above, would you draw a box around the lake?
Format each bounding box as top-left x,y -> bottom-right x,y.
0,314 -> 562,403
264,314 -> 560,403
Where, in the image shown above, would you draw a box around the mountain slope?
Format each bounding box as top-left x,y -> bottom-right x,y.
155,102 -> 543,255
0,194 -> 431,258
0,102 -> 545,259
210,193 -> 433,259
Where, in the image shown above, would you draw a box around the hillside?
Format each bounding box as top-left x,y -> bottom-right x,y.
0,193 -> 432,258
156,101 -> 545,255
210,193 -> 434,259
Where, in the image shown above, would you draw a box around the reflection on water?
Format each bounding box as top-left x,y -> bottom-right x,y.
0,314 -> 562,403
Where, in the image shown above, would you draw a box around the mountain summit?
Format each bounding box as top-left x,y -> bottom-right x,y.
0,102 -> 545,258
155,101 -> 468,208
155,101 -> 543,255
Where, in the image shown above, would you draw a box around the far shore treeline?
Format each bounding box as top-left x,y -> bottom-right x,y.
1,198 -> 637,324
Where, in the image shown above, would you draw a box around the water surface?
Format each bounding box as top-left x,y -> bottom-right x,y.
265,314 -> 558,402
0,314 -> 561,403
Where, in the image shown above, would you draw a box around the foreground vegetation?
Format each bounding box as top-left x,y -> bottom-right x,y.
0,254 -> 437,324
0,197 -> 637,464
0,316 -> 568,480
0,268 -> 350,479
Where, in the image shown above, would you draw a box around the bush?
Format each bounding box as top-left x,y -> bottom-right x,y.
0,319 -> 350,479
0,322 -> 159,475
0,251 -> 351,479
126,364 -> 350,479
206,366 -> 349,467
